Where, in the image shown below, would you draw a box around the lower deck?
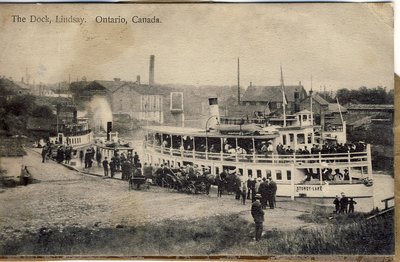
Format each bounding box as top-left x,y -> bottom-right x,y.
143,145 -> 374,199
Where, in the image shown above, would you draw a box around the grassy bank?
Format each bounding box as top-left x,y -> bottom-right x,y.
0,212 -> 394,256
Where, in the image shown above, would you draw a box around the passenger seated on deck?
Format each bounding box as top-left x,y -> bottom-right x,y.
334,169 -> 343,181
267,142 -> 273,154
209,144 -> 217,153
343,169 -> 350,180
260,142 -> 268,154
322,168 -> 332,181
236,147 -> 247,156
228,147 -> 237,157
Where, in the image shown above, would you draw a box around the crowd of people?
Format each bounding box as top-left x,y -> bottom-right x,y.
40,142 -> 74,164
100,151 -> 141,180
333,193 -> 357,214
152,134 -> 366,158
245,176 -> 277,209
275,141 -> 366,156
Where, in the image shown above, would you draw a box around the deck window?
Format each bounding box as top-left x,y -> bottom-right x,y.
289,134 -> 294,142
287,170 -> 292,180
248,169 -> 254,178
215,167 -> 219,175
276,170 -> 282,180
297,134 -> 305,144
256,170 -> 261,178
282,135 -> 287,145
266,170 -> 271,178
238,168 -> 244,176
307,133 -> 312,144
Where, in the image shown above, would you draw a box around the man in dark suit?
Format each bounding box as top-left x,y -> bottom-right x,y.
258,178 -> 268,209
267,177 -> 277,209
246,175 -> 253,200
333,195 -> 340,214
339,192 -> 349,213
251,194 -> 265,241
102,157 -> 109,177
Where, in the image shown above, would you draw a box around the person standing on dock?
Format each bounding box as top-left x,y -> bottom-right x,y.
246,175 -> 253,200
96,150 -> 102,167
41,146 -> 48,163
339,192 -> 349,213
258,178 -> 268,209
110,158 -> 116,178
102,157 -> 109,177
241,182 -> 247,205
217,169 -> 227,197
79,150 -> 84,166
333,195 -> 340,214
133,152 -> 139,166
251,177 -> 257,202
251,194 -> 264,241
348,198 -> 357,213
268,177 -> 277,208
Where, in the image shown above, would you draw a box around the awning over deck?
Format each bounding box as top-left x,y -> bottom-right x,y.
144,125 -> 279,139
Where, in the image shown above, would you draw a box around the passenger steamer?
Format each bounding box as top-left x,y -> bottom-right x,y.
143,108 -> 373,200
49,117 -> 93,148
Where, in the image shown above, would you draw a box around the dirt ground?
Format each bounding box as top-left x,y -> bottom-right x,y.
0,149 -> 319,246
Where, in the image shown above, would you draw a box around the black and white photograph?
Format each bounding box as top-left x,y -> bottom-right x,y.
0,2 -> 395,258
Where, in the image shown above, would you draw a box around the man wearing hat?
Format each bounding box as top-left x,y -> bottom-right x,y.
251,194 -> 265,241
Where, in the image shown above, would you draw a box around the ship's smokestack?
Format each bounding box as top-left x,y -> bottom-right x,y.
106,121 -> 112,141
208,97 -> 220,124
149,55 -> 155,86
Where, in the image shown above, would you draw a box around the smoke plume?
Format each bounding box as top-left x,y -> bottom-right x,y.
89,96 -> 113,131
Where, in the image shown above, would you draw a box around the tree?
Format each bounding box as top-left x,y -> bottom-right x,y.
5,95 -> 35,116
336,86 -> 393,105
31,105 -> 54,118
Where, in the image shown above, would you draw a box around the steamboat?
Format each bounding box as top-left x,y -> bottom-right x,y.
142,101 -> 374,201
49,117 -> 93,148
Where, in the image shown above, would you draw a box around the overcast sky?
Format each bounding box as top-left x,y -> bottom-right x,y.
0,3 -> 393,91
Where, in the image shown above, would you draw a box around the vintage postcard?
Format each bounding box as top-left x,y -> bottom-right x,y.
0,2 -> 395,260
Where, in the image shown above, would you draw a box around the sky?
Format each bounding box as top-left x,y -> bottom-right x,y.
0,3 -> 394,91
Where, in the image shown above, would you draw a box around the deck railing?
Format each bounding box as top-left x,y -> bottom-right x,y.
144,142 -> 369,166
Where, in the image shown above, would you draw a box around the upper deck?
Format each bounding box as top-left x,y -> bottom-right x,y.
143,125 -> 371,169
143,142 -> 370,169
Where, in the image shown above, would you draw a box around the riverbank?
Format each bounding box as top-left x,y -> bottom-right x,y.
1,149 -> 322,256
1,211 -> 393,256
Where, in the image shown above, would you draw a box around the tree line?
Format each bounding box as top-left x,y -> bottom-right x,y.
0,86 -> 55,136
322,86 -> 394,105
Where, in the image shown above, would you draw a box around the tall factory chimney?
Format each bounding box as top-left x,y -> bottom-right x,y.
149,55 -> 155,86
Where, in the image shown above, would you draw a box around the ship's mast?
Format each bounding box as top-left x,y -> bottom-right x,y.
310,75 -> 313,126
280,65 -> 287,127
237,57 -> 240,105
